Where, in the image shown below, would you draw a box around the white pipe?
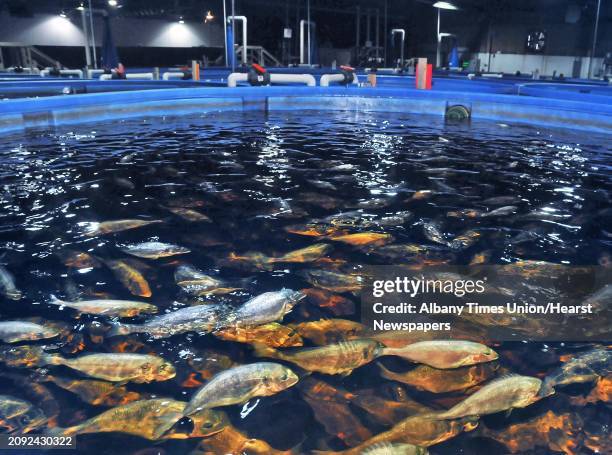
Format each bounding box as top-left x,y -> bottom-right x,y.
227,72 -> 316,87
162,72 -> 186,80
272,73 -> 316,86
87,69 -> 105,78
300,20 -> 316,65
40,69 -> 84,78
320,73 -> 359,87
227,73 -> 247,87
7,67 -> 37,73
391,29 -> 405,67
99,73 -> 154,80
227,16 -> 247,65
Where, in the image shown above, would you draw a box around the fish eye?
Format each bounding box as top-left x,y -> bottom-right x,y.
202,421 -> 214,429
141,363 -> 152,371
280,373 -> 288,381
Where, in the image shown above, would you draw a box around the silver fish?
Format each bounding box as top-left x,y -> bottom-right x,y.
120,242 -> 190,259
108,304 -> 228,339
0,321 -> 59,343
233,289 -> 304,327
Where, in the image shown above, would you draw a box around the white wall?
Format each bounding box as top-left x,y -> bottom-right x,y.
476,52 -> 604,79
0,12 -> 223,48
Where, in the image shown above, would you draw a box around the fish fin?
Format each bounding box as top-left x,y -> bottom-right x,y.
338,369 -> 354,378
251,342 -> 280,360
504,408 -> 513,418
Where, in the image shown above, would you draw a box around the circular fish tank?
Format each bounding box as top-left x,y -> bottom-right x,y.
0,84 -> 610,455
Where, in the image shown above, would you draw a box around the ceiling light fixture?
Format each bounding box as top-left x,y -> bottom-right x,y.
108,0 -> 118,7
178,16 -> 185,24
433,1 -> 458,10
205,10 -> 214,23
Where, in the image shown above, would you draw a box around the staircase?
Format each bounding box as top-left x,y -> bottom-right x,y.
0,42 -> 62,70
235,45 -> 282,67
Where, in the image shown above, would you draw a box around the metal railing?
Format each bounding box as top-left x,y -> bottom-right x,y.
235,46 -> 282,67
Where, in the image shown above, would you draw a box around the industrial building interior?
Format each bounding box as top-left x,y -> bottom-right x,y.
0,2 -> 609,455
0,0 -> 610,79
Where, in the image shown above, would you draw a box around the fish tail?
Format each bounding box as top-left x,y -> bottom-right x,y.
106,322 -> 138,337
40,353 -> 65,367
45,426 -> 78,437
49,295 -> 66,307
251,342 -> 280,360
376,362 -> 395,380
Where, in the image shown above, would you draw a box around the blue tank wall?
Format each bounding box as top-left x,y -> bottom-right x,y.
0,82 -> 609,135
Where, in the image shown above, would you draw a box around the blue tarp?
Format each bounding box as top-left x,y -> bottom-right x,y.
101,15 -> 119,69
449,42 -> 459,68
226,24 -> 237,68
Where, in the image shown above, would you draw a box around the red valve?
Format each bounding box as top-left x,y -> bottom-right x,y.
252,63 -> 267,74
340,65 -> 355,72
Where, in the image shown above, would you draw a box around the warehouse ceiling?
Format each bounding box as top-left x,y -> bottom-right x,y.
1,0 -> 604,20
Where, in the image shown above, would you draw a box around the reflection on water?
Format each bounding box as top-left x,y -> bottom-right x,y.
0,111 -> 610,454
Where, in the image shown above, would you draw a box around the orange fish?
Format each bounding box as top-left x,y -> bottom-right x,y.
105,260 -> 152,298
329,232 -> 393,247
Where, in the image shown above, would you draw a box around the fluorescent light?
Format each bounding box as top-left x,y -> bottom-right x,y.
59,11 -> 67,18
178,17 -> 185,24
76,3 -> 84,11
108,0 -> 118,6
433,1 -> 458,10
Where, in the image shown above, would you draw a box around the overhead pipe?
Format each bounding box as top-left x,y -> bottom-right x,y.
307,0 -> 311,66
376,8 -> 380,60
80,7 -> 92,68
300,20 -> 316,65
355,5 -> 360,51
391,29 -> 405,67
227,15 -> 247,66
87,0 -> 97,69
227,72 -> 315,87
588,0 -> 602,78
222,0 -> 228,66
231,0 -> 236,72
